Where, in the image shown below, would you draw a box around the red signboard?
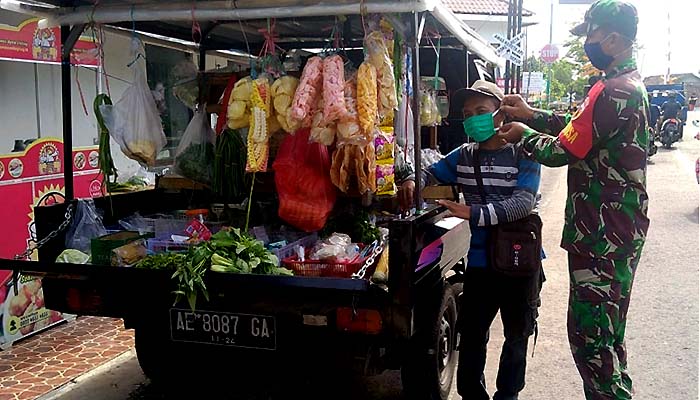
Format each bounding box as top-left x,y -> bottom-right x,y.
0,18 -> 100,66
0,139 -> 100,348
540,44 -> 560,64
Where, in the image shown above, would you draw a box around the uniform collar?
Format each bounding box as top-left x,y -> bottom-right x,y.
605,57 -> 637,79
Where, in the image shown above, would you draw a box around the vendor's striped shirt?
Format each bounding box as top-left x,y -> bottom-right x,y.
416,142 -> 541,268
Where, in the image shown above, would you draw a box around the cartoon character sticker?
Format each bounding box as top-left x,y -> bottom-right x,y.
88,150 -> 99,168
38,143 -> 60,175
31,28 -> 57,61
74,152 -> 86,170
8,158 -> 23,178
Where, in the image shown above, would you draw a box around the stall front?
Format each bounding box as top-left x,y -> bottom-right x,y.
0,0 -> 501,397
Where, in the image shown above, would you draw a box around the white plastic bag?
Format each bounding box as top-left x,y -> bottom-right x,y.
109,38 -> 166,167
174,106 -> 215,183
65,199 -> 107,254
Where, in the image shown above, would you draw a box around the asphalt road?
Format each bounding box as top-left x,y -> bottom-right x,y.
42,116 -> 700,400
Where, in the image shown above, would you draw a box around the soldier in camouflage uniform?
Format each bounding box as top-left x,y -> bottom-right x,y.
495,1 -> 649,399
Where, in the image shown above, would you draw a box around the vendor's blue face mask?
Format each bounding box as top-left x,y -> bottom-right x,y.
463,113 -> 496,142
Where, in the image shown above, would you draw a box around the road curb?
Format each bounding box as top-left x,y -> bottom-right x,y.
36,349 -> 137,400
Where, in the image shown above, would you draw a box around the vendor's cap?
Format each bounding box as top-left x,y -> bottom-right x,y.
571,0 -> 638,40
454,80 -> 504,107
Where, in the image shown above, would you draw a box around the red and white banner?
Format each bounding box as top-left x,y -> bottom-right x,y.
0,18 -> 100,66
0,138 -> 100,348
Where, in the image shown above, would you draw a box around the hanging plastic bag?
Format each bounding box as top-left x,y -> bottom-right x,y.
65,199 -> 108,254
274,128 -> 336,232
337,73 -> 364,144
174,106 -> 215,183
365,30 -> 398,125
108,37 -> 166,167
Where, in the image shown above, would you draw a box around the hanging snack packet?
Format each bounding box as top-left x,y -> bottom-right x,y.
375,127 -> 395,161
247,75 -> 273,172
227,76 -> 253,129
271,75 -> 301,134
376,162 -> 396,196
357,62 -> 378,139
291,56 -> 323,123
365,31 -> 398,125
310,98 -> 337,146
322,55 -> 348,124
337,74 -> 363,144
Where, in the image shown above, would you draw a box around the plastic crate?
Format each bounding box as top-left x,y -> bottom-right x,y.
281,255 -> 365,278
270,233 -> 318,265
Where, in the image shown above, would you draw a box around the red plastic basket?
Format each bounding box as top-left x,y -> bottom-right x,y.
282,255 -> 365,278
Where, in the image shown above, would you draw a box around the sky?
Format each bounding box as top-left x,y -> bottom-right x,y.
522,0 -> 700,78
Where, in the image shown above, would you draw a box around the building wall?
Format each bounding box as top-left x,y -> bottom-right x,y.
0,29 -> 235,178
0,31 -> 134,172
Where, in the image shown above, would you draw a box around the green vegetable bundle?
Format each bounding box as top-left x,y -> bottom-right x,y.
213,129 -> 248,202
176,142 -> 215,183
207,229 -> 292,276
135,228 -> 292,310
321,209 -> 380,245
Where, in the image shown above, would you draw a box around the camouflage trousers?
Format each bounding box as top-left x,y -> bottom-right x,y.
567,252 -> 641,400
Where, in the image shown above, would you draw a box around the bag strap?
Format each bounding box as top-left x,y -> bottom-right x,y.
472,147 -> 488,205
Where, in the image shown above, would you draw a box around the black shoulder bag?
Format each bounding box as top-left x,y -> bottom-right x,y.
472,148 -> 543,277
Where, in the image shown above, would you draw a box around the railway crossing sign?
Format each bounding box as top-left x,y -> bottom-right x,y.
493,32 -> 525,66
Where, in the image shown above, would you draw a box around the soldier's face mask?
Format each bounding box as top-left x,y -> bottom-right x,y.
585,33 -> 631,71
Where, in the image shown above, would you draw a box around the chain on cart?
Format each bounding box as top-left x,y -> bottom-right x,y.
352,234 -> 387,280
12,203 -> 75,295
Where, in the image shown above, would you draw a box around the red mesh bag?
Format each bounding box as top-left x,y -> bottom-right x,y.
273,128 -> 337,232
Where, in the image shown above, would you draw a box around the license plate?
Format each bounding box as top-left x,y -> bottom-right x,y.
169,308 -> 276,350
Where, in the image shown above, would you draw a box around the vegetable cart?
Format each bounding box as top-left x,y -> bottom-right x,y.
0,1 -> 502,398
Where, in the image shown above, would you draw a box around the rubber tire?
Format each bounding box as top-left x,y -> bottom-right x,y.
134,326 -> 176,384
401,284 -> 459,400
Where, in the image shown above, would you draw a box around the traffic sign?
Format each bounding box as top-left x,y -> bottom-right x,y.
522,72 -> 546,94
540,44 -> 559,64
493,32 -> 525,66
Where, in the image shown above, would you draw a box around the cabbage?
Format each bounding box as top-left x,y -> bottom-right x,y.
56,249 -> 90,264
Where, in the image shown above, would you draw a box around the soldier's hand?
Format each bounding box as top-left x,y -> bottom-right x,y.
500,94 -> 535,120
497,122 -> 530,143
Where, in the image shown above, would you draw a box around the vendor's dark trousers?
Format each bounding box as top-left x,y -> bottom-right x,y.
457,268 -> 542,400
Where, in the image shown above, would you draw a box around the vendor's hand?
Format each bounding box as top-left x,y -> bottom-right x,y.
436,200 -> 471,220
399,180 -> 415,211
497,122 -> 530,144
501,94 -> 535,120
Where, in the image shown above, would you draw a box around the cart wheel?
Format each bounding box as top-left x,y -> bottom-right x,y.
134,326 -> 175,384
402,284 -> 459,400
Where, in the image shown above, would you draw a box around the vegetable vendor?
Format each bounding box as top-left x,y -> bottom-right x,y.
398,80 -> 544,400
496,1 -> 649,399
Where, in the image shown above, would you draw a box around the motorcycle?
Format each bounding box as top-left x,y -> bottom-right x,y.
647,127 -> 658,158
660,117 -> 682,148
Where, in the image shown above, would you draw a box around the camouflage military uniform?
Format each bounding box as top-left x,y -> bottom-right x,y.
518,24 -> 650,400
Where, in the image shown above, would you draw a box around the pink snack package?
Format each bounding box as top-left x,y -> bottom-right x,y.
291,56 -> 323,122
322,55 -> 348,124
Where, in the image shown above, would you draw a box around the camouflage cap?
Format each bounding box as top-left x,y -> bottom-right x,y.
571,0 -> 639,40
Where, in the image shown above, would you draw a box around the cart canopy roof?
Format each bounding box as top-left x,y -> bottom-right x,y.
1,0 -> 503,65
